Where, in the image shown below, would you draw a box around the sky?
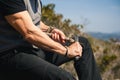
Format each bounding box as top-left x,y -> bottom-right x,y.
42,0 -> 120,33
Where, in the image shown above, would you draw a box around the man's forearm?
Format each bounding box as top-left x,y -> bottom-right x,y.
5,11 -> 66,56
25,26 -> 67,55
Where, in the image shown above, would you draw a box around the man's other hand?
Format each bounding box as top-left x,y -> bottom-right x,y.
51,29 -> 66,43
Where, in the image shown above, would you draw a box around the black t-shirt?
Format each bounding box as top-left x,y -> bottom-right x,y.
0,0 -> 26,16
0,0 -> 42,52
0,0 -> 27,53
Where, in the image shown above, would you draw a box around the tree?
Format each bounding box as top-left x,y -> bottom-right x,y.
42,4 -> 82,37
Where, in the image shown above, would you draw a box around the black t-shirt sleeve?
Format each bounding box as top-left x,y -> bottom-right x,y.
0,0 -> 26,16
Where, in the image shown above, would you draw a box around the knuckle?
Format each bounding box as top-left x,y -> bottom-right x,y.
76,42 -> 79,44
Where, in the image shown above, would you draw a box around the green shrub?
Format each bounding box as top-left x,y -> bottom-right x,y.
99,54 -> 117,73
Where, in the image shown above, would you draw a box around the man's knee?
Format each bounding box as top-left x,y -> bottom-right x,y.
78,36 -> 89,44
78,36 -> 91,48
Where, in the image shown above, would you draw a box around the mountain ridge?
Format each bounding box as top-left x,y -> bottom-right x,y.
87,32 -> 120,41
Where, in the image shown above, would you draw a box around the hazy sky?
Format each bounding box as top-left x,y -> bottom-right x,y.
42,0 -> 120,33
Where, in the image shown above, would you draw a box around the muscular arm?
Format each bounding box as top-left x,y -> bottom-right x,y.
5,11 -> 66,55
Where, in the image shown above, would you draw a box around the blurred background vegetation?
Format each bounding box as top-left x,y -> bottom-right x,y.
42,4 -> 120,80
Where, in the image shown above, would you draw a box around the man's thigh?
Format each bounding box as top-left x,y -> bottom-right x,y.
44,50 -> 73,66
0,51 -> 48,80
0,48 -> 75,80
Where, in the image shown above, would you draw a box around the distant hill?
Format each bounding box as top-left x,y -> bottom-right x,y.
87,32 -> 120,41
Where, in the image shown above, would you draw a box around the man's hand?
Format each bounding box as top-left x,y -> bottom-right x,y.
51,28 -> 66,43
67,42 -> 82,58
50,28 -> 82,58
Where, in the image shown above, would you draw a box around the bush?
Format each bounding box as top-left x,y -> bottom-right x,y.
99,54 -> 117,73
